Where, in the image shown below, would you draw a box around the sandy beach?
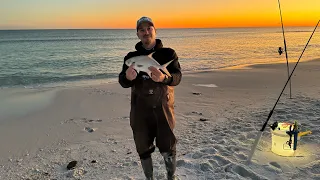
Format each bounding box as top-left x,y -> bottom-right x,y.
0,59 -> 319,180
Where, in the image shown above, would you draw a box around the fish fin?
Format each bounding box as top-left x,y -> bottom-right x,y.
163,59 -> 173,67
160,60 -> 174,77
148,52 -> 161,65
148,52 -> 155,58
161,68 -> 172,77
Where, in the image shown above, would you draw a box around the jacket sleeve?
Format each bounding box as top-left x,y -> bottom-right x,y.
118,53 -> 135,88
163,50 -> 182,86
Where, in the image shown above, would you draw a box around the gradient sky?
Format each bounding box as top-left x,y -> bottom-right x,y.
0,0 -> 319,29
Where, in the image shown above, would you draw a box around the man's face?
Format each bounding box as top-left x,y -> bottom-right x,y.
136,22 -> 156,45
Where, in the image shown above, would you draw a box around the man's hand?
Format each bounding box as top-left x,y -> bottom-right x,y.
125,64 -> 137,81
148,66 -> 165,82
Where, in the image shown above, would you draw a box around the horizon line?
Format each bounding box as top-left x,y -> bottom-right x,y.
0,25 -> 315,31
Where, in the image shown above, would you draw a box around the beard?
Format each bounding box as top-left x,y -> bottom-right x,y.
142,36 -> 152,44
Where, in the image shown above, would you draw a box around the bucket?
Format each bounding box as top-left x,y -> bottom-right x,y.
270,122 -> 295,156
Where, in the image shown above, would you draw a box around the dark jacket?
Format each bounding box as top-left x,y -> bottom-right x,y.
118,39 -> 182,130
119,39 -> 181,88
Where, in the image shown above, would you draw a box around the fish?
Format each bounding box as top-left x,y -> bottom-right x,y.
125,52 -> 173,77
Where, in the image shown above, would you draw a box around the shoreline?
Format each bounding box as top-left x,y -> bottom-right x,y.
1,57 -> 319,91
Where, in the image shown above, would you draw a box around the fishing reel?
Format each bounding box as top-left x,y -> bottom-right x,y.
269,121 -> 278,131
286,121 -> 299,150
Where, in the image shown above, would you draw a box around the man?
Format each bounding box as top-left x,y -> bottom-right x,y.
278,47 -> 283,55
118,16 -> 182,180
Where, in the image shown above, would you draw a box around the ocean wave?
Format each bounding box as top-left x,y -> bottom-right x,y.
275,30 -> 312,33
0,37 -> 136,43
0,73 -> 118,88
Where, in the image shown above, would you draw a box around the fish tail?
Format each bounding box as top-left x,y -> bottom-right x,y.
161,60 -> 174,77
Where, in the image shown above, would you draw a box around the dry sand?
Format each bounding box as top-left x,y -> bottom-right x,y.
0,59 -> 319,180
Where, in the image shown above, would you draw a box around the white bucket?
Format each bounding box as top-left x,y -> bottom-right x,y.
271,122 -> 295,156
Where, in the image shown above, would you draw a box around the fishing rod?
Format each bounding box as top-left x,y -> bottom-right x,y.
278,0 -> 292,99
246,19 -> 319,163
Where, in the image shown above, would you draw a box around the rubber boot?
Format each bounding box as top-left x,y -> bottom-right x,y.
162,153 -> 178,180
141,157 -> 154,180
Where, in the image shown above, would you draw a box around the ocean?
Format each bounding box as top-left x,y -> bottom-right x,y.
0,27 -> 319,88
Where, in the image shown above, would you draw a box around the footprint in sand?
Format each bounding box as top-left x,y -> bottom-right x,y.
264,162 -> 283,173
226,145 -> 245,152
176,159 -> 194,169
235,152 -> 247,160
269,162 -> 281,169
208,159 -> 219,168
225,163 -> 267,180
200,148 -> 217,154
212,155 -> 231,166
200,162 -> 214,172
191,151 -> 204,159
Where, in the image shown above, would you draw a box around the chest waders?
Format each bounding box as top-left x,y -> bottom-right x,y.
130,79 -> 177,179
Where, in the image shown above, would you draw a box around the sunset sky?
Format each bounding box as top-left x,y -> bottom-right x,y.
0,0 -> 319,29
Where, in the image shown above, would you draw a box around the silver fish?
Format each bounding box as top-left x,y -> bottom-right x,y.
125,52 -> 173,77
